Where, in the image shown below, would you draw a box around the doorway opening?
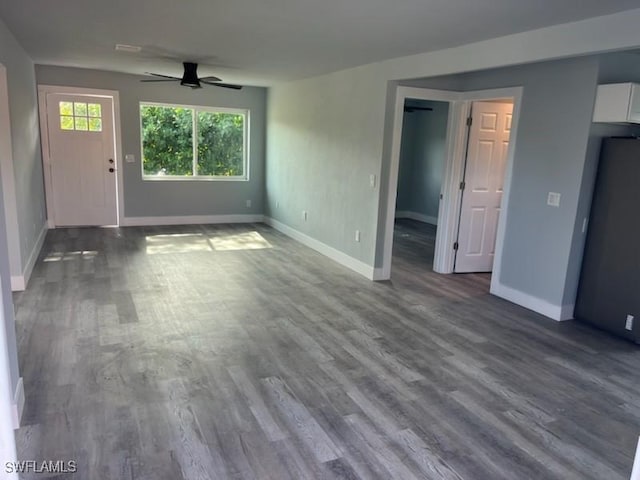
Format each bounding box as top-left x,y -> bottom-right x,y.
393,99 -> 449,276
381,86 -> 522,296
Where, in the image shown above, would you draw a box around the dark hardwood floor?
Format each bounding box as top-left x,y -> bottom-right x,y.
11,219 -> 640,479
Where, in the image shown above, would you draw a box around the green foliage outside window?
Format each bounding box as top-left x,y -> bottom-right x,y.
140,104 -> 245,177
141,105 -> 193,176
197,111 -> 244,176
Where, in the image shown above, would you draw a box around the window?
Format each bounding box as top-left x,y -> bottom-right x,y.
59,101 -> 102,132
140,103 -> 248,180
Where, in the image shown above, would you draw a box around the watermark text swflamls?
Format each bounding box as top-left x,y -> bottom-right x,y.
5,460 -> 77,474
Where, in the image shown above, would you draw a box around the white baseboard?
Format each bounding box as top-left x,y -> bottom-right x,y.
12,377 -> 24,429
396,211 -> 438,225
10,275 -> 24,291
560,303 -> 575,321
491,282 -> 574,321
121,214 -> 265,227
10,222 -> 47,291
372,268 -> 387,281
264,217 -> 376,280
631,437 -> 640,480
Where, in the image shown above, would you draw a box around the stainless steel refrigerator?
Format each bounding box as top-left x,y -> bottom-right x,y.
575,137 -> 640,343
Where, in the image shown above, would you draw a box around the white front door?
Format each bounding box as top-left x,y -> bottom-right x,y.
454,101 -> 513,273
45,93 -> 117,226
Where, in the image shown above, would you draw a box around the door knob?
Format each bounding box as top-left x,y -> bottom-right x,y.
108,159 -> 114,164
108,168 -> 114,173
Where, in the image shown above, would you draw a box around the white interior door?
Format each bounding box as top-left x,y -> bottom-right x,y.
455,101 -> 513,273
45,93 -> 117,226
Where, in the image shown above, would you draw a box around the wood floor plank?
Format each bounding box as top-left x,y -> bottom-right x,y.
227,365 -> 288,442
262,376 -> 342,464
342,414 -> 421,480
392,428 -> 464,480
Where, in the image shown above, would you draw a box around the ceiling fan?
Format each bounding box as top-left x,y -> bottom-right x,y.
141,62 -> 242,90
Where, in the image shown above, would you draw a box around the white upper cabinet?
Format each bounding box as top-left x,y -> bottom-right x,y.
593,83 -> 640,124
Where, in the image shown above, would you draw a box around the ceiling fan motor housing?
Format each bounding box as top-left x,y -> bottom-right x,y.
181,62 -> 201,88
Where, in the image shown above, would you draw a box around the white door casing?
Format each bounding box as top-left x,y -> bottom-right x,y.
455,101 -> 513,273
45,93 -> 117,226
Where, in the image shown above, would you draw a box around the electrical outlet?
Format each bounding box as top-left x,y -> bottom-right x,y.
125,154 -> 135,163
246,199 -> 251,208
302,210 -> 308,221
369,174 -> 376,188
355,230 -> 361,242
626,315 -> 634,331
547,192 -> 561,207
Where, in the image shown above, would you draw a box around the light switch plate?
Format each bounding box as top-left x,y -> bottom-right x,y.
125,154 -> 135,163
547,192 -> 561,207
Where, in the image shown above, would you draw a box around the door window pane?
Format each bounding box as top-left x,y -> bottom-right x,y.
59,102 -> 73,116
88,103 -> 101,117
74,117 -> 88,131
88,118 -> 102,132
60,116 -> 74,130
74,102 -> 88,116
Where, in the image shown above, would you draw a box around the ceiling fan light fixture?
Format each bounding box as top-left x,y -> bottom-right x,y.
181,62 -> 201,88
141,61 -> 242,90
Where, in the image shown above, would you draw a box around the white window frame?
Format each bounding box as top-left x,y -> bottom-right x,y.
140,101 -> 250,181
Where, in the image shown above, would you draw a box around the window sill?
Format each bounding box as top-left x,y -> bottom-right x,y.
142,176 -> 249,182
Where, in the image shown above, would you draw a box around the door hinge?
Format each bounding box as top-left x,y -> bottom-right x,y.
459,181 -> 466,190
466,116 -> 473,126
453,242 -> 459,251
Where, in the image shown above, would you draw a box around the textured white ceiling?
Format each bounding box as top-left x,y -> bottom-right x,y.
0,0 -> 639,86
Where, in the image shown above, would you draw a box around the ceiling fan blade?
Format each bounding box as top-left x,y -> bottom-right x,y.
141,79 -> 179,82
145,72 -> 181,80
201,80 -> 243,90
199,75 -> 222,82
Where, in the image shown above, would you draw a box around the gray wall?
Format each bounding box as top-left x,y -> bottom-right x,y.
36,66 -> 266,218
396,100 -> 448,222
0,16 -> 45,400
0,18 -> 46,280
266,69 -> 386,264
0,17 -> 46,398
0,171 -> 17,402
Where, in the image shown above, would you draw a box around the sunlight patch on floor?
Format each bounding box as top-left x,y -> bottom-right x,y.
208,231 -> 272,251
145,234 -> 212,254
145,231 -> 272,254
43,250 -> 99,262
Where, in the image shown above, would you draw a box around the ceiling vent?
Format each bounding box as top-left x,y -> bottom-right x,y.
115,44 -> 141,53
